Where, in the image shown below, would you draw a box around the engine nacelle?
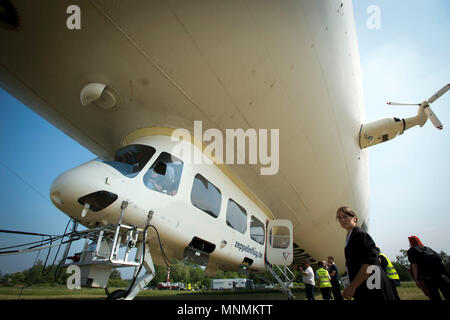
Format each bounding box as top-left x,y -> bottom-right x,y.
359,106 -> 428,149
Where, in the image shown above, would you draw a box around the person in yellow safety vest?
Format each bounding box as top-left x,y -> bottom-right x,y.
376,247 -> 401,300
316,261 -> 333,300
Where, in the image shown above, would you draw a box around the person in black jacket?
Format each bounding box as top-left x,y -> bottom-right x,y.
336,206 -> 398,300
407,235 -> 450,300
376,247 -> 401,300
327,256 -> 344,300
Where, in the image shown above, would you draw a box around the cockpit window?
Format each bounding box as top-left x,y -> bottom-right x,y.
143,152 -> 184,196
102,144 -> 156,178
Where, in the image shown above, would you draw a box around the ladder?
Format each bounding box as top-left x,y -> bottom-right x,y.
62,201 -> 156,300
266,264 -> 296,300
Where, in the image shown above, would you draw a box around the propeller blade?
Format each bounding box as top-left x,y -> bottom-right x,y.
427,83 -> 450,104
423,106 -> 443,130
386,102 -> 421,106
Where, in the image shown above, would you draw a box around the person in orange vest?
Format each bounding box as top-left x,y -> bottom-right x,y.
316,261 -> 332,300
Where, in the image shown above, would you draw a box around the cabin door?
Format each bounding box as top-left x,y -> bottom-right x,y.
265,219 -> 293,266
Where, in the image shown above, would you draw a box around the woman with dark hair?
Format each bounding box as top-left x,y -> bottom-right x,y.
407,235 -> 450,300
336,206 -> 398,300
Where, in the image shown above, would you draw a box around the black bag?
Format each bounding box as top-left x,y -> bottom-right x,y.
415,246 -> 445,277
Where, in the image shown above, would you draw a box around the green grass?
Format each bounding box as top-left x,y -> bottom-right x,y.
0,282 -> 429,300
0,286 -> 108,299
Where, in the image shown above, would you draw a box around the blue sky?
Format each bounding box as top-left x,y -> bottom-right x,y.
0,89 -> 95,274
0,1 -> 449,276
353,0 -> 450,259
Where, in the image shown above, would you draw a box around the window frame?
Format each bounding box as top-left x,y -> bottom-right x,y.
190,173 -> 222,218
101,144 -> 156,178
250,215 -> 265,245
142,151 -> 184,196
225,198 -> 248,235
269,226 -> 290,249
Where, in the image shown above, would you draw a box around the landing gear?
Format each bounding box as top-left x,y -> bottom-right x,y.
106,289 -> 128,300
121,244 -> 156,300
103,243 -> 156,300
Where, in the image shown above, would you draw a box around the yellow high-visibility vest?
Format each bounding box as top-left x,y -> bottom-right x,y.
316,268 -> 332,288
379,253 -> 400,280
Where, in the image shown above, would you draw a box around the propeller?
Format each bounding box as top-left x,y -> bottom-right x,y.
387,84 -> 449,130
428,84 -> 450,104
386,102 -> 420,106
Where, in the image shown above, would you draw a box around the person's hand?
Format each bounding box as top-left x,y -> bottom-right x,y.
342,285 -> 356,300
415,280 -> 430,297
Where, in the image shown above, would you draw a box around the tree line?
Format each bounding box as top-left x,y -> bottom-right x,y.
0,258 -> 291,289
1,250 -> 448,288
0,259 -> 253,289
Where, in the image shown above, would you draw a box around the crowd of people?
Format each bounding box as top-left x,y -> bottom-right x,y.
298,206 -> 449,301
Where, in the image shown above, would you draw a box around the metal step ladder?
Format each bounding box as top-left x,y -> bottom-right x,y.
265,264 -> 296,300
62,201 -> 156,300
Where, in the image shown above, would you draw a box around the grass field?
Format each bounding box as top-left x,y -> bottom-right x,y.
0,282 -> 429,300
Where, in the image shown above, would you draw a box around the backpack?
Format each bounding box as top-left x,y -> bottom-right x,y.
414,246 -> 445,277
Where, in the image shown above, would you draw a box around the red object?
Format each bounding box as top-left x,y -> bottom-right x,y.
408,235 -> 424,247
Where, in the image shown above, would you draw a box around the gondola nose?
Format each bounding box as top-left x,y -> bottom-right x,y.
50,160 -> 126,222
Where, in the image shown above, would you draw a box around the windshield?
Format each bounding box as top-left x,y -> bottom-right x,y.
143,152 -> 184,196
102,144 -> 156,178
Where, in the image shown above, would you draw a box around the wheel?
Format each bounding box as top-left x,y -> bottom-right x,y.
106,289 -> 128,300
